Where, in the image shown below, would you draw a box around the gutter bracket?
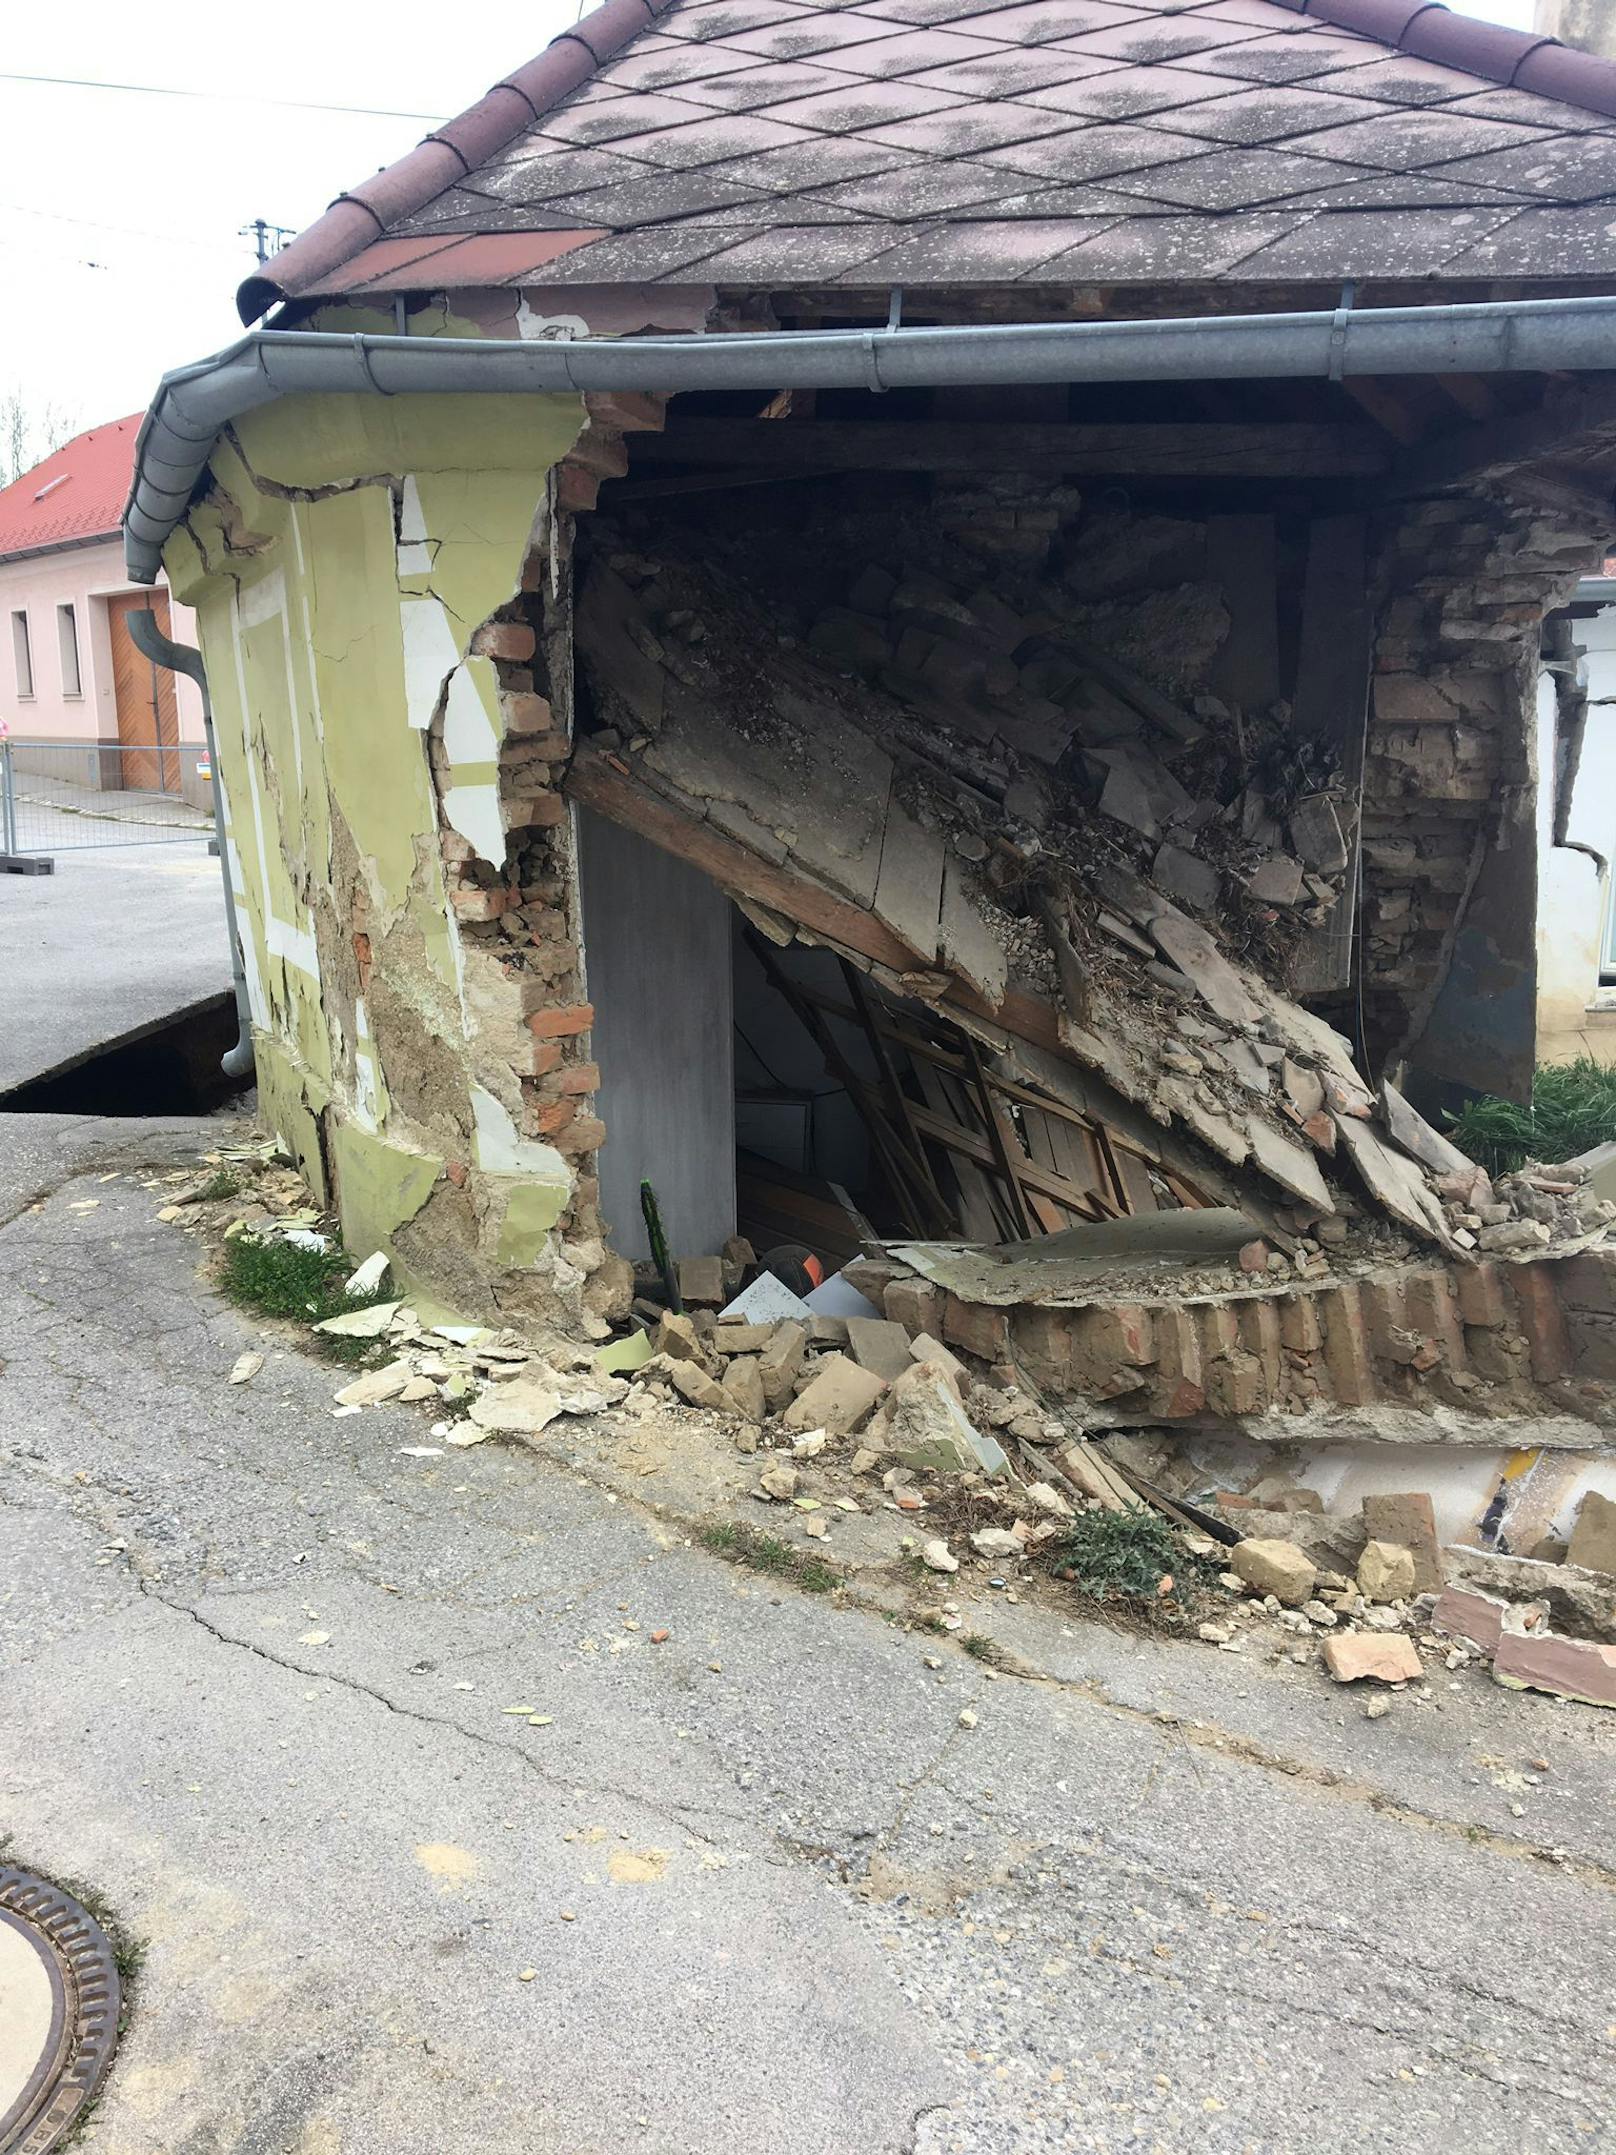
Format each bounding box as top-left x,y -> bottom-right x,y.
1327,281 -> 1357,383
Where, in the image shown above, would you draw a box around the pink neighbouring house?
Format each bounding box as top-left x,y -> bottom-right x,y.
0,415 -> 205,798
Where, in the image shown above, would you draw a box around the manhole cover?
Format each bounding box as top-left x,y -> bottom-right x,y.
0,1868 -> 122,2155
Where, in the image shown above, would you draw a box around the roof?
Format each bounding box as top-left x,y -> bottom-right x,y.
243,0 -> 1616,318
0,415 -> 142,563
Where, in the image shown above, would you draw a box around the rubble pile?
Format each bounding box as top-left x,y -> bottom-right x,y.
575,519 -> 1607,1274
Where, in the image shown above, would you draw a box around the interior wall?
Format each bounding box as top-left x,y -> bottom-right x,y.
732,928 -> 874,1189
578,805 -> 736,1261
1539,601 -> 1616,1065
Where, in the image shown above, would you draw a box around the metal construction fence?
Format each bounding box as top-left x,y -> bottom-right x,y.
1,737 -> 216,860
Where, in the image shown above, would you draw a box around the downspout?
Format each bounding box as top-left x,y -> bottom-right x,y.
127,609 -> 256,1080
124,293 -> 1616,582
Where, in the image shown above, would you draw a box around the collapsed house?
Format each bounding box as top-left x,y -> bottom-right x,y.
127,0 -> 1616,1555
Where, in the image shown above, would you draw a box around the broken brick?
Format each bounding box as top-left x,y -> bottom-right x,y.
472,620 -> 537,663
527,1003 -> 595,1041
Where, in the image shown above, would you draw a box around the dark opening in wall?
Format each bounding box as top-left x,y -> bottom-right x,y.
0,993 -> 250,1117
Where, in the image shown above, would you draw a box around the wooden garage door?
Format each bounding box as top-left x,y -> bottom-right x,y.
107,590 -> 181,792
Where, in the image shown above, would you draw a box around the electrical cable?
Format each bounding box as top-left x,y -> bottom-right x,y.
0,70 -> 445,120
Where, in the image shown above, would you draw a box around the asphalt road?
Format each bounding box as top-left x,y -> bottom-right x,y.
3,1118 -> 1615,2154
0,844 -> 230,1093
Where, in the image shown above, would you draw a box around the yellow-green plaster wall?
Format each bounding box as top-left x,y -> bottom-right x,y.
164,386 -> 588,1295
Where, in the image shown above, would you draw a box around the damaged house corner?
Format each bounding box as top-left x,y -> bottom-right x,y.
119,0 -> 1616,1660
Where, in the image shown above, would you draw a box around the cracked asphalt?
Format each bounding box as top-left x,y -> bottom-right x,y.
4,1115 -> 1616,2154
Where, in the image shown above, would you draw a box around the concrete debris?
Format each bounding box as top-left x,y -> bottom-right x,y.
1357,1540 -> 1417,1605
1323,1632 -> 1423,1684
1568,1490 -> 1616,1577
781,1353 -> 887,1436
314,1301 -> 403,1338
921,1538 -> 959,1574
228,1351 -> 264,1385
1229,1538 -> 1317,1607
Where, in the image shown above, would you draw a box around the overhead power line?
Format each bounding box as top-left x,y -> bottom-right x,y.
0,70 -> 446,121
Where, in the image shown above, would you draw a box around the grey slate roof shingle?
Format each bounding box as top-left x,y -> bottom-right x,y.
239,0 -> 1616,318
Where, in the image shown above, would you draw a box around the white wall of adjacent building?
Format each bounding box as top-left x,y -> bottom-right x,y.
1538,597 -> 1616,1066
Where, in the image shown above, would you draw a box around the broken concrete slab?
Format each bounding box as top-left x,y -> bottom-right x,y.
782,1353 -> 886,1436
1332,1113 -> 1452,1245
314,1301 -> 403,1338
1287,793 -> 1348,873
467,1374 -> 567,1434
846,1317 -> 915,1383
334,1360 -> 411,1408
1245,856 -> 1306,908
1148,911 -> 1265,1030
1152,843 -> 1219,912
669,1359 -> 729,1412
1244,1116 -> 1335,1215
1380,1082 -> 1474,1181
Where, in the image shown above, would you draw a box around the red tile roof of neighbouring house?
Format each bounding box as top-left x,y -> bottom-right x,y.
0,415 -> 142,562
239,0 -> 1616,318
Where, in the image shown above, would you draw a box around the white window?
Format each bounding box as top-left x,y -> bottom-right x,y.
10,610 -> 31,698
57,602 -> 80,697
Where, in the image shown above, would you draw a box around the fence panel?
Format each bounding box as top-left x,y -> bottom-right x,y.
1,737 -> 215,858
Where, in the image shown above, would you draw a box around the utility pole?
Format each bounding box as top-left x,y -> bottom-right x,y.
240,219 -> 295,266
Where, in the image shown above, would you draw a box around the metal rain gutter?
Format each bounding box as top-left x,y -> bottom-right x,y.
125,608 -> 256,1080
124,292 -> 1616,581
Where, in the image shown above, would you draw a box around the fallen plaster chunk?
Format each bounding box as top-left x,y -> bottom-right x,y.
315,1301 -> 403,1338
344,1252 -> 390,1297
228,1352 -> 264,1386
334,1361 -> 412,1408
1324,1632 -> 1423,1684
921,1539 -> 959,1574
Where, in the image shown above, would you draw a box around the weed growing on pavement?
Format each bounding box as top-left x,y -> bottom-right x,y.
193,1170 -> 242,1202
698,1520 -> 839,1593
218,1233 -> 389,1360
962,1632 -> 999,1663
1047,1503 -> 1214,1628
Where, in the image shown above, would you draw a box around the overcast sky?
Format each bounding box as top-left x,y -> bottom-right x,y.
0,0 -> 1538,444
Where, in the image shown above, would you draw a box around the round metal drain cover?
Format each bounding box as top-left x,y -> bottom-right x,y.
0,1868 -> 122,2155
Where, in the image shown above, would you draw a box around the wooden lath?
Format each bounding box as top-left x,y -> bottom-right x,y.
742,938 -> 1203,1245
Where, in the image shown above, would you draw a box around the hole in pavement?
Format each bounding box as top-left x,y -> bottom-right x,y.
0,992 -> 251,1118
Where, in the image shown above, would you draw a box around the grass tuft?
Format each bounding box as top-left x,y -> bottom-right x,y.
193,1170 -> 242,1202
1446,1056 -> 1616,1177
961,1631 -> 999,1663
697,1519 -> 840,1594
217,1233 -> 390,1360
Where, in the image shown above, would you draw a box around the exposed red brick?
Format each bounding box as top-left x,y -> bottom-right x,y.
554,1113 -> 606,1157
565,426 -> 630,480
1279,1294 -> 1324,1354
507,791 -> 567,830
1319,1283 -> 1373,1407
1152,1307 -> 1205,1418
1238,1240 -> 1269,1274
557,461 -> 601,513
445,1160 -> 468,1189
584,389 -> 665,434
943,1294 -> 1010,1362
501,691 -> 556,736
1401,1271 -> 1466,1371
1237,1298 -> 1283,1398
527,1002 -> 594,1040
471,620 -> 536,663
1455,1260 -> 1508,1328
887,1277 -> 944,1340
1556,1248 -> 1616,1317
352,929 -> 372,991
557,1062 -> 600,1097
534,1097 -> 578,1137
451,886 -> 516,921
1509,1262 -> 1573,1382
